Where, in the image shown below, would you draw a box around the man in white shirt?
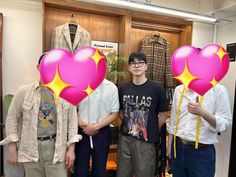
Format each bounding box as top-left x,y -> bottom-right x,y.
73,79 -> 119,177
168,84 -> 232,177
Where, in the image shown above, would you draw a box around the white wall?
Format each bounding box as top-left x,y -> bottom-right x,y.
192,21 -> 214,47
0,0 -> 42,97
0,0 -> 42,175
214,17 -> 236,177
192,20 -> 235,177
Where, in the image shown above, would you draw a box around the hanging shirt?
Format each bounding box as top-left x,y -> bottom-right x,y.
140,34 -> 174,105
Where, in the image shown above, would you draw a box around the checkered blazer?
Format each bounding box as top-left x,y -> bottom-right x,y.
51,23 -> 91,53
141,34 -> 174,105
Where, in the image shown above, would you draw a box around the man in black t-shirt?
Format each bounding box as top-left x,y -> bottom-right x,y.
117,52 -> 168,177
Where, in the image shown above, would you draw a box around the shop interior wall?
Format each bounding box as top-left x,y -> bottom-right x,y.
0,0 -> 42,175
0,0 -> 235,177
43,0 -> 192,86
0,0 -> 42,97
215,17 -> 236,177
44,7 -> 120,52
192,21 -> 234,177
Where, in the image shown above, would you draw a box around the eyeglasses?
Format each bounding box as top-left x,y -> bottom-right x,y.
129,61 -> 146,67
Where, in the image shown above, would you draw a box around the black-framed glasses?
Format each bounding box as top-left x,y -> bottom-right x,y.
129,61 -> 145,67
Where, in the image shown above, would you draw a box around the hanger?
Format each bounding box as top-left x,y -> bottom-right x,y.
68,13 -> 77,35
151,30 -> 160,37
69,13 -> 77,26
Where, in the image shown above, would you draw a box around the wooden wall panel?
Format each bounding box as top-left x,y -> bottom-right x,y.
44,7 -> 120,51
130,28 -> 180,54
43,1 -> 193,169
179,25 -> 192,46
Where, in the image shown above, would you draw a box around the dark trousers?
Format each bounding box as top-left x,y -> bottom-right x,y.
73,126 -> 111,177
171,137 -> 215,177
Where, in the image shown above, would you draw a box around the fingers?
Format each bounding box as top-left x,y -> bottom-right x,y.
66,156 -> 69,165
66,158 -> 74,169
67,160 -> 74,169
66,156 -> 74,169
7,159 -> 18,166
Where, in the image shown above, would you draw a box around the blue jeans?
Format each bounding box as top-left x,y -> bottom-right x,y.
171,137 -> 215,177
73,126 -> 111,177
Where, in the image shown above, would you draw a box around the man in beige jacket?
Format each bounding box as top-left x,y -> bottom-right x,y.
0,54 -> 82,177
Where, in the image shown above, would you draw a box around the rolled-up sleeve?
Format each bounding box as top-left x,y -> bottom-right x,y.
0,87 -> 24,145
66,105 -> 82,147
207,86 -> 232,132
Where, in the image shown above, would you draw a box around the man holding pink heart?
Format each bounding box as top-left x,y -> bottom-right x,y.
0,53 -> 82,177
168,84 -> 232,177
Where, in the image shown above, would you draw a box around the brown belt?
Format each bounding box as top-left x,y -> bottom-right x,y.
37,134 -> 56,141
177,136 -> 211,148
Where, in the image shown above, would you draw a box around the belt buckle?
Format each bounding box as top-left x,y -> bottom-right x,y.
40,137 -> 44,141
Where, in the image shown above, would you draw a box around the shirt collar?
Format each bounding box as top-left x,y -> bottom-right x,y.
32,81 -> 40,90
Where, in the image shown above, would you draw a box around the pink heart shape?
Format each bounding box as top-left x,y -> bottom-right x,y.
171,44 -> 230,95
40,47 -> 107,106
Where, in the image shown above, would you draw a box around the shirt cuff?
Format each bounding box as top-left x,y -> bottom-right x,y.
66,134 -> 82,147
167,125 -> 174,134
0,134 -> 19,145
202,117 -> 217,132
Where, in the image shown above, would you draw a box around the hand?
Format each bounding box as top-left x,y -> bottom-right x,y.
82,123 -> 99,136
167,146 -> 171,159
7,143 -> 18,166
187,96 -> 203,116
66,146 -> 75,169
78,118 -> 87,128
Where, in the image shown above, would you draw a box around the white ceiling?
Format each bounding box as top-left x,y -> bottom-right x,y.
25,0 -> 236,21
149,0 -> 236,19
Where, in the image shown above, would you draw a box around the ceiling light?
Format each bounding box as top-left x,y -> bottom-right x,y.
78,0 -> 217,23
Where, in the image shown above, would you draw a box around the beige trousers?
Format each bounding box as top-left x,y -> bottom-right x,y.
116,135 -> 156,177
23,138 -> 67,177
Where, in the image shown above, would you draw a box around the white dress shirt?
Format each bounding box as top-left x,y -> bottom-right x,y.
78,79 -> 119,123
168,84 -> 232,144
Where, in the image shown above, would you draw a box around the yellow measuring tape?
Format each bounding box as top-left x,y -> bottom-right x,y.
195,96 -> 204,149
173,88 -> 204,158
173,88 -> 185,158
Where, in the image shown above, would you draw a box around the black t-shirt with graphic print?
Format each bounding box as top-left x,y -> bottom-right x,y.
119,80 -> 168,143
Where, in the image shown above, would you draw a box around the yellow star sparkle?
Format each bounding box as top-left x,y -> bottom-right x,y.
43,66 -> 71,105
209,77 -> 218,87
83,83 -> 94,96
91,49 -> 104,69
216,46 -> 228,62
175,61 -> 198,88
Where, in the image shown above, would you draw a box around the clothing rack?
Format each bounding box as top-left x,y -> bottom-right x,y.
131,21 -> 184,32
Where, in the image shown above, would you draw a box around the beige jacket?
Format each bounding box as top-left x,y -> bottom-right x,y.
51,23 -> 91,53
0,82 -> 82,163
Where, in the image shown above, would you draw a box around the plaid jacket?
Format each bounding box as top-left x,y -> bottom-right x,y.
0,82 -> 82,163
51,23 -> 91,53
141,35 -> 174,105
